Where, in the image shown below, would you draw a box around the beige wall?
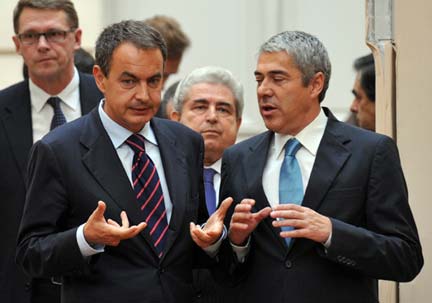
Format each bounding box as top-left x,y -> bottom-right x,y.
394,0 -> 432,302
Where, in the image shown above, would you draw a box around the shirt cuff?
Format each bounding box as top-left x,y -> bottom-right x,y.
322,230 -> 332,249
202,225 -> 227,258
230,236 -> 251,263
76,224 -> 105,257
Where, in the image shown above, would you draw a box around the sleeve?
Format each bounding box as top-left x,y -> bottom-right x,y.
16,140 -> 91,278
324,136 -> 423,282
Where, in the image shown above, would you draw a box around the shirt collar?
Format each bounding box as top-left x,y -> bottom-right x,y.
204,158 -> 222,175
30,66 -> 80,112
98,100 -> 157,149
274,108 -> 327,158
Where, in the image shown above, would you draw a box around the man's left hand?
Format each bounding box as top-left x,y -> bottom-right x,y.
190,197 -> 233,248
270,204 -> 332,243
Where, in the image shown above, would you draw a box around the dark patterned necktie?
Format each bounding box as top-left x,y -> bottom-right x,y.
125,134 -> 168,258
47,97 -> 67,130
203,168 -> 217,215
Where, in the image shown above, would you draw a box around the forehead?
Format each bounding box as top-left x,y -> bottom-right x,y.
18,8 -> 70,32
110,43 -> 164,76
187,82 -> 236,104
256,50 -> 299,74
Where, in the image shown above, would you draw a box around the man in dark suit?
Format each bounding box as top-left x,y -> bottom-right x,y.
0,1 -> 102,303
219,31 -> 423,303
16,20 -> 229,303
171,66 -> 243,302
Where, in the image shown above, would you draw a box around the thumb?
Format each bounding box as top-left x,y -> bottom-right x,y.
254,206 -> 272,222
215,197 -> 233,219
92,200 -> 106,220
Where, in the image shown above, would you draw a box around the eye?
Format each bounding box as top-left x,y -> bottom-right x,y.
120,78 -> 137,89
46,30 -> 64,39
148,76 -> 162,88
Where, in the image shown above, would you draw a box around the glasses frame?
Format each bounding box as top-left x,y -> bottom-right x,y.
17,28 -> 76,45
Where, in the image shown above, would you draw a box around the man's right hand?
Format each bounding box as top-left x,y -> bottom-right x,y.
228,199 -> 271,246
83,201 -> 147,246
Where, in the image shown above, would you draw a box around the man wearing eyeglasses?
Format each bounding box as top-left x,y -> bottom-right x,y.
0,1 -> 102,303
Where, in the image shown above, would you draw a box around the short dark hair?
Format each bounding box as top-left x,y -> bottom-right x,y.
95,20 -> 167,76
155,81 -> 180,119
354,54 -> 375,102
13,0 -> 79,34
143,15 -> 190,59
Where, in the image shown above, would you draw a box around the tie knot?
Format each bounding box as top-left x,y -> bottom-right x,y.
125,134 -> 146,154
284,138 -> 302,157
47,97 -> 61,108
203,168 -> 216,183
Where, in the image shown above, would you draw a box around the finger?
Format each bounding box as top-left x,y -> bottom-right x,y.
214,197 -> 233,218
240,198 -> 256,206
270,209 -> 304,220
234,203 -> 252,213
254,207 -> 272,222
273,203 -> 305,211
229,222 -> 250,231
272,218 -> 304,229
120,211 -> 130,228
91,200 -> 106,220
107,218 -> 120,227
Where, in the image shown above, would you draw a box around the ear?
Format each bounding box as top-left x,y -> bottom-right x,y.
309,72 -> 325,99
236,117 -> 242,131
93,65 -> 106,94
73,28 -> 82,51
170,110 -> 180,121
12,35 -> 21,54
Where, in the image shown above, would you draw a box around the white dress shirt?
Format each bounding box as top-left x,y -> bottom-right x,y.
30,67 -> 81,142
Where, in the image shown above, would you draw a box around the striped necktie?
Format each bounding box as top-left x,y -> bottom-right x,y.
125,134 -> 168,258
279,138 -> 303,246
47,97 -> 67,130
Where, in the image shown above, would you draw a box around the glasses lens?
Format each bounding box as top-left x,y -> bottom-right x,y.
45,31 -> 67,43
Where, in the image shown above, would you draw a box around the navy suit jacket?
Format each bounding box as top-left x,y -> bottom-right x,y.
219,108 -> 423,303
0,73 -> 102,303
16,108 -> 209,303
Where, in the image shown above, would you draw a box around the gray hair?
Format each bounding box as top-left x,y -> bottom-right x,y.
173,66 -> 244,118
95,20 -> 167,76
259,31 -> 331,102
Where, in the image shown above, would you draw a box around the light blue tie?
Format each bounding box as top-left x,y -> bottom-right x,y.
279,138 -> 303,246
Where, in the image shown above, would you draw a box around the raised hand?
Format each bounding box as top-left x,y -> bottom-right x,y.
270,204 -> 331,243
83,201 -> 147,246
228,199 -> 272,246
190,197 -> 233,248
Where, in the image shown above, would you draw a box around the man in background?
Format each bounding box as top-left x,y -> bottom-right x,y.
0,1 -> 102,302
350,53 -> 376,131
156,80 -> 179,119
171,66 -> 242,301
144,15 -> 190,86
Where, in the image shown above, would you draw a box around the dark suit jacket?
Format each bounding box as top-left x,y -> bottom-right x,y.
0,73 -> 102,303
219,108 -> 423,303
16,108 -> 210,303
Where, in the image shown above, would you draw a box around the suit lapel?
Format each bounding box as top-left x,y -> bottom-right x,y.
290,109 -> 351,257
0,82 -> 33,179
150,119 -> 188,258
80,110 -> 156,251
243,132 -> 288,252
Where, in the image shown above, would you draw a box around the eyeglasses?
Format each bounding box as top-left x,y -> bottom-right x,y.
17,29 -> 75,45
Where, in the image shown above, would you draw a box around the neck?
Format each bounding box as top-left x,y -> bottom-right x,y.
30,66 -> 75,95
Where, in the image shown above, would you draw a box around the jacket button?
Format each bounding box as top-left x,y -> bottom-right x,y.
25,282 -> 31,291
285,260 -> 292,268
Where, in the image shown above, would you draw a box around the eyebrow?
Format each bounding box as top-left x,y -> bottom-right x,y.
254,70 -> 289,77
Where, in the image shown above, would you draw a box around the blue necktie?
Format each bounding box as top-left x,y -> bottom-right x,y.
47,97 -> 67,130
203,168 -> 217,215
126,134 -> 168,258
279,138 -> 303,246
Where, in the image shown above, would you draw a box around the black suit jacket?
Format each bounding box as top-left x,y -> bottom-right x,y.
0,73 -> 102,303
219,108 -> 423,303
16,108 -> 209,303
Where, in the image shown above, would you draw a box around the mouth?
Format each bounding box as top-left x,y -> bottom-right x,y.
201,129 -> 221,136
260,103 -> 278,116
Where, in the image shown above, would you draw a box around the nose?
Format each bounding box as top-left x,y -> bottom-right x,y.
135,82 -> 150,101
257,78 -> 273,99
350,99 -> 359,113
206,105 -> 218,123
36,34 -> 50,50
